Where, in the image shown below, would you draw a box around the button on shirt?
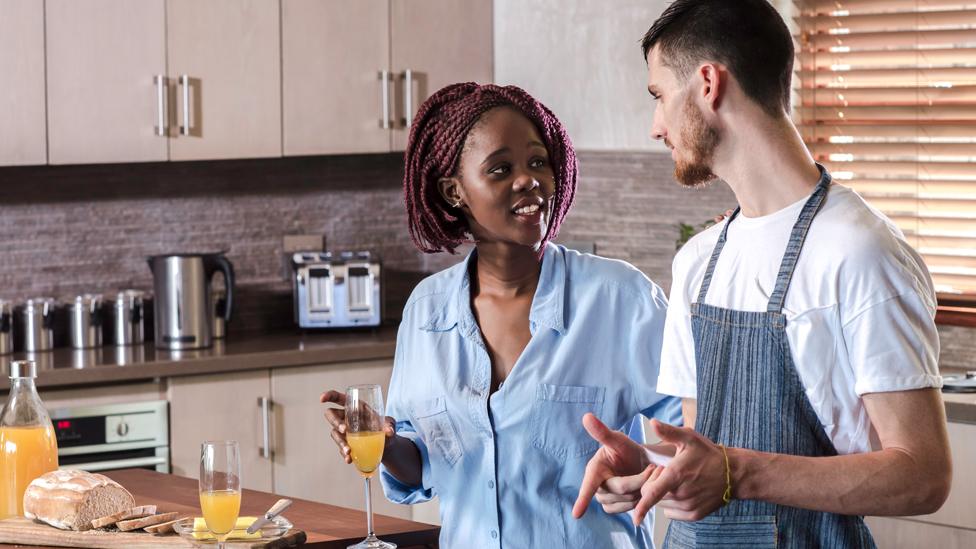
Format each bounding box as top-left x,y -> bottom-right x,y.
380,243 -> 682,548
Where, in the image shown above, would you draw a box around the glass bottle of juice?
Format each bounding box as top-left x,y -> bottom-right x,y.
0,360 -> 58,518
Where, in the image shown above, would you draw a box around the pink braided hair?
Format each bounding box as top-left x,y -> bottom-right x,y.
403,82 -> 578,254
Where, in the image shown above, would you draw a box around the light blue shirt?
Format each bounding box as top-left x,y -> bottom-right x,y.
380,243 -> 682,548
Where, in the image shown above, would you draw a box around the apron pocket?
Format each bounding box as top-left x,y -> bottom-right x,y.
531,384 -> 606,458
411,396 -> 463,467
666,515 -> 778,549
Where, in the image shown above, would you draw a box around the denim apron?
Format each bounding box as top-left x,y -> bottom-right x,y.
665,166 -> 877,548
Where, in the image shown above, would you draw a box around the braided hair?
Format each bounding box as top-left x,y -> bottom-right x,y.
403,83 -> 578,254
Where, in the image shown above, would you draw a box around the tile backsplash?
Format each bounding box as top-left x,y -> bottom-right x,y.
0,151 -> 972,368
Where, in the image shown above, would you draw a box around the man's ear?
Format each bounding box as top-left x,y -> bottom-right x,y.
438,177 -> 464,209
698,62 -> 725,112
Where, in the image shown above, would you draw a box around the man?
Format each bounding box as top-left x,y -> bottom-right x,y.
573,1 -> 951,547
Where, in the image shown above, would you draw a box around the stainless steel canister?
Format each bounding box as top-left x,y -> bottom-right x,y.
112,290 -> 145,346
69,294 -> 103,349
0,300 -> 12,355
20,297 -> 56,352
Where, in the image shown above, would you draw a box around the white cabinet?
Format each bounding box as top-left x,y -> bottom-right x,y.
168,370 -> 274,492
282,0 -> 493,155
45,0 -> 168,165
917,421 -> 976,529
866,421 -> 976,547
282,0 -> 391,155
167,360 -> 415,520
166,0 -> 282,161
269,359 -> 411,519
389,0 -> 493,150
866,516 -> 976,549
0,0 -> 46,166
44,0 -> 281,164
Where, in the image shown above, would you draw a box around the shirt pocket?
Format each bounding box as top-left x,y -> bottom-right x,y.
531,384 -> 606,459
411,396 -> 463,467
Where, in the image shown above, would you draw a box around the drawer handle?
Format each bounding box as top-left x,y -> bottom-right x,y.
258,396 -> 273,459
154,75 -> 168,137
179,74 -> 190,136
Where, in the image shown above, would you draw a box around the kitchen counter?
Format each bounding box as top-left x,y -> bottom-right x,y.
2,327 -> 974,424
0,328 -> 397,391
0,468 -> 439,549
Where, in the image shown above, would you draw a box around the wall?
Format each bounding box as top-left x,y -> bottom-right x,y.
0,154 -> 436,335
493,0 -> 670,152
0,150 -> 731,332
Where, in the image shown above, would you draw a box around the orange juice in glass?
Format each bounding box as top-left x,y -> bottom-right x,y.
347,431 -> 385,477
0,360 -> 59,518
0,425 -> 58,517
199,489 -> 242,536
199,441 -> 241,548
345,385 -> 395,549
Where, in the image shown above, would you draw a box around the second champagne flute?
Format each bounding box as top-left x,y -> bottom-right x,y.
345,384 -> 396,549
200,440 -> 241,549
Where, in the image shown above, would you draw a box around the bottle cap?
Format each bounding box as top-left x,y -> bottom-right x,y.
8,360 -> 37,379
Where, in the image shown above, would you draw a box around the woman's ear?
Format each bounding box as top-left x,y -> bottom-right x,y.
438,177 -> 465,209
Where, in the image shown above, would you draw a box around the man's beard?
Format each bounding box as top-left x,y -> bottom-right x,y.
674,98 -> 719,188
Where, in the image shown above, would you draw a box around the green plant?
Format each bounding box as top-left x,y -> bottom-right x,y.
676,219 -> 718,251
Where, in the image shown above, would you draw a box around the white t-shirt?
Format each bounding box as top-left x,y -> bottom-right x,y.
657,183 -> 942,455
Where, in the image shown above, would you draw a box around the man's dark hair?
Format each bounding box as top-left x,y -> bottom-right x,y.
641,0 -> 794,116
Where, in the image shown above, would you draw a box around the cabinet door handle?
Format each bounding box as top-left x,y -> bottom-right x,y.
258,396 -> 273,459
179,74 -> 190,136
154,75 -> 168,137
402,69 -> 414,129
379,70 -> 392,129
62,456 -> 167,472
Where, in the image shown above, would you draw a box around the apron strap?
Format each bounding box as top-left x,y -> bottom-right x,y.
696,208 -> 741,305
766,165 -> 832,313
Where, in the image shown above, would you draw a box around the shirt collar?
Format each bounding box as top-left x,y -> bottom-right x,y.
420,242 -> 566,336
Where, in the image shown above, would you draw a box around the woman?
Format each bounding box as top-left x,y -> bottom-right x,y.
322,83 -> 680,548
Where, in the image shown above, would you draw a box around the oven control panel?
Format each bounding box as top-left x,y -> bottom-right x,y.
50,400 -> 168,449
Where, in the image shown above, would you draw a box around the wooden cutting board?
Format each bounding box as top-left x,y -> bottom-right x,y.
0,517 -> 306,548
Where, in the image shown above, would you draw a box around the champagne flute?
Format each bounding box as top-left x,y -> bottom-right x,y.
200,440 -> 242,549
345,384 -> 396,549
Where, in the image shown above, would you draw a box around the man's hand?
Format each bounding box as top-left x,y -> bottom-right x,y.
632,419 -> 729,525
573,413 -> 653,518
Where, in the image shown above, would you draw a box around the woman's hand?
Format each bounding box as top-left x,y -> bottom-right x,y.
713,208 -> 735,224
320,389 -> 398,465
573,413 -> 653,518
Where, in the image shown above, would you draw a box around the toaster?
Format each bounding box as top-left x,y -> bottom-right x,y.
292,251 -> 382,328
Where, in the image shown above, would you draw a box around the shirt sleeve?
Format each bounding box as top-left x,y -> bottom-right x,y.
657,253 -> 699,400
843,291 -> 942,396
632,282 -> 684,426
379,318 -> 436,504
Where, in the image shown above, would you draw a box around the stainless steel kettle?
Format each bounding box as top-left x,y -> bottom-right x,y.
147,253 -> 235,350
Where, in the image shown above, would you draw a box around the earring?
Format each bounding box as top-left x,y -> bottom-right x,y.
453,200 -> 463,208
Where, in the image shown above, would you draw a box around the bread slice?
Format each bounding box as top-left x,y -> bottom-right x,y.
23,470 -> 135,531
144,515 -> 187,535
90,505 -> 158,529
117,511 -> 180,532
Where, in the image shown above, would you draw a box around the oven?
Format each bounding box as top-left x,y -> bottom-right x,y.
48,400 -> 169,474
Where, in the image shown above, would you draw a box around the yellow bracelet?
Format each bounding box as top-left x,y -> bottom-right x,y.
719,444 -> 733,505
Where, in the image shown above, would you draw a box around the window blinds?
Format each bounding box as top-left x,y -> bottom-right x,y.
793,0 -> 976,295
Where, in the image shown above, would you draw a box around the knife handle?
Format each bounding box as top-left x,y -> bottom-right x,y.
266,498 -> 293,518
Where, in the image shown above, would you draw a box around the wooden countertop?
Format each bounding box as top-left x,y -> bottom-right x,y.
0,328 -> 397,391
0,469 -> 438,549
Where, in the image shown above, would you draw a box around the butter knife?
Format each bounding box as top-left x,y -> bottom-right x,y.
246,498 -> 293,535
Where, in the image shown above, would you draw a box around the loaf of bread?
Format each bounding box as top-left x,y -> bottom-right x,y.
23,470 -> 135,531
